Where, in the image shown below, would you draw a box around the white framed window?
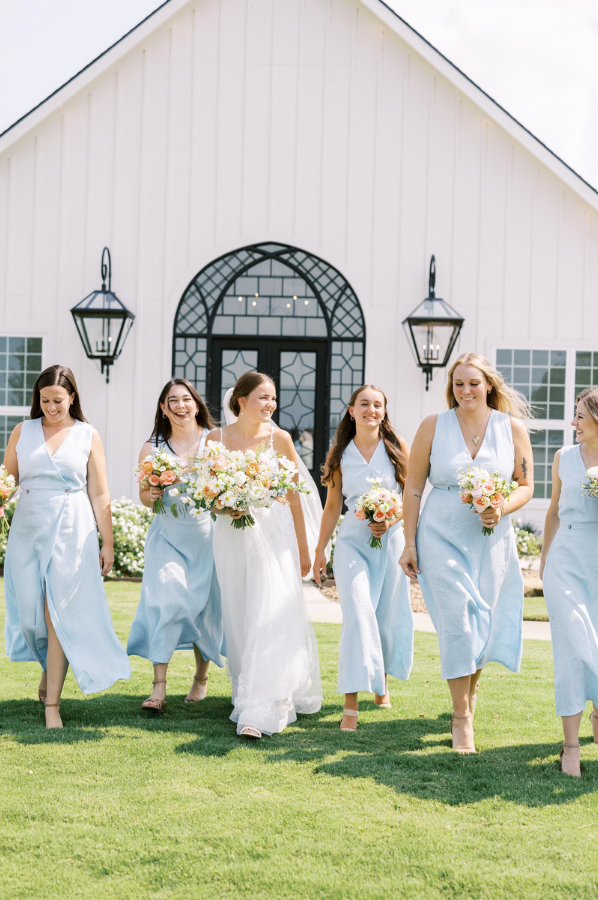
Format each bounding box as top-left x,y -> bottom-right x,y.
0,336 -> 44,456
495,347 -> 597,500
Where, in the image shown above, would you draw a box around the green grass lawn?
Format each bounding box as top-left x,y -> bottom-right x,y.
1,579 -> 597,900
524,596 -> 549,622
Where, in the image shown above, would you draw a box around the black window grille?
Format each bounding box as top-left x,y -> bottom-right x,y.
173,243 -> 366,445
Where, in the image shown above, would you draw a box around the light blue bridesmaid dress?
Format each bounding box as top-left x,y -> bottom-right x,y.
4,418 -> 131,693
126,431 -> 224,667
543,444 -> 598,717
333,441 -> 414,695
417,409 -> 524,680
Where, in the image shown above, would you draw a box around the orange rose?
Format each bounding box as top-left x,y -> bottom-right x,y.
204,484 -> 219,498
141,460 -> 154,474
246,462 -> 258,477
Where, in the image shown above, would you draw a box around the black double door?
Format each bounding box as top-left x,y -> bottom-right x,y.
208,338 -> 327,486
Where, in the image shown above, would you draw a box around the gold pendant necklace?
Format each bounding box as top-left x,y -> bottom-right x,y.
457,408 -> 490,446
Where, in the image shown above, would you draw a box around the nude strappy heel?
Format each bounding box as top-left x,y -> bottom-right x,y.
184,675 -> 208,704
340,708 -> 359,732
240,726 -> 262,739
450,713 -> 476,754
590,710 -> 598,743
44,703 -> 63,730
141,680 -> 167,713
559,742 -> 581,777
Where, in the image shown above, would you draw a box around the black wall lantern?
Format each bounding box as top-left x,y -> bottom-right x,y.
70,247 -> 135,383
402,255 -> 465,390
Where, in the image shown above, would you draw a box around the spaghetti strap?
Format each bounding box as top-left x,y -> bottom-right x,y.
220,427 -> 223,442
270,426 -> 274,449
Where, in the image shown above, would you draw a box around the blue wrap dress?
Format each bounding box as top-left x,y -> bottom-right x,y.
333,441 -> 413,695
4,418 -> 131,693
417,409 -> 524,680
543,444 -> 598,717
126,432 -> 224,667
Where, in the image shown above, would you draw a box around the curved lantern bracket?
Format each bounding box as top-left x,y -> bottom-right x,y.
70,247 -> 135,383
402,254 -> 465,391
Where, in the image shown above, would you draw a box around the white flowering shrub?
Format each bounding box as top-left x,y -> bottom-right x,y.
0,495 -> 152,576
513,521 -> 542,557
0,497 -> 18,568
327,514 -> 344,573
108,497 -> 153,578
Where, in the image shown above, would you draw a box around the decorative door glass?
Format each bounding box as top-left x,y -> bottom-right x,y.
220,348 -> 258,419
278,351 -> 316,472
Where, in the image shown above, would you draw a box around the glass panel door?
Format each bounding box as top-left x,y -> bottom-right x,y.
278,351 -> 317,472
220,348 -> 259,419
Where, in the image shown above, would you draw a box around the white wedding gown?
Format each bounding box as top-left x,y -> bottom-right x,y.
214,501 -> 322,735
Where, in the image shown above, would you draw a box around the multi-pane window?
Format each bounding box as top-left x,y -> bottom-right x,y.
0,414 -> 26,457
0,337 -> 42,407
575,351 -> 598,400
496,346 -> 598,500
495,349 -> 566,420
530,429 -> 563,499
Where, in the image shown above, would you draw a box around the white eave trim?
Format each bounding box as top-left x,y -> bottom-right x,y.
361,0 -> 598,211
0,0 -> 185,153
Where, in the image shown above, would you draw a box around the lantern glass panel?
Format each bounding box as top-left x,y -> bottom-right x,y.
409,322 -> 457,367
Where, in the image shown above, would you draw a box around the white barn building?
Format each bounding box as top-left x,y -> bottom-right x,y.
1,0 -> 597,523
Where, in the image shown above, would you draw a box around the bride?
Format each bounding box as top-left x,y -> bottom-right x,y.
208,371 -> 323,739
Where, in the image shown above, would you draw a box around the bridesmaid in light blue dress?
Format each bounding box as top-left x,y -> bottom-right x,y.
314,385 -> 413,732
127,379 -> 224,713
541,387 -> 598,777
400,353 -> 533,753
3,365 -> 130,729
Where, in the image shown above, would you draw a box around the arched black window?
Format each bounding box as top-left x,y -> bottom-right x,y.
173,242 -> 365,483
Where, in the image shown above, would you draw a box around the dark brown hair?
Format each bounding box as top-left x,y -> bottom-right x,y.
321,385 -> 407,490
577,387 -> 598,426
30,365 -> 86,421
229,372 -> 275,417
150,378 -> 215,444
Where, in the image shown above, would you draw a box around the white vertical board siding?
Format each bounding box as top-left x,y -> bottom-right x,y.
1,0 -> 598,495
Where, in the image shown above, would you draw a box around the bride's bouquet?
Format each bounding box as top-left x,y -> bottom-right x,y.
355,477 -> 402,549
184,441 -> 309,529
582,466 -> 598,499
0,464 -> 16,533
457,466 -> 518,536
134,449 -> 182,514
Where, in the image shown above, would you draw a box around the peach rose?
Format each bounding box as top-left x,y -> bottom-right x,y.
214,498 -> 225,509
461,492 -> 472,504
473,498 -> 488,513
489,492 -> 504,509
141,460 -> 154,474
373,510 -> 385,521
355,509 -> 366,520
148,474 -> 161,486
213,456 -> 228,470
160,470 -> 177,485
204,484 -> 219,498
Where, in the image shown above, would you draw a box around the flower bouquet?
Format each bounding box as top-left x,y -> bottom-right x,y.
183,441 -> 309,529
355,477 -> 402,549
134,449 -> 182,514
582,466 -> 598,499
0,464 -> 16,533
456,466 -> 518,536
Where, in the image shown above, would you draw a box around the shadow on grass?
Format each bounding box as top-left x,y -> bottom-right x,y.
177,703 -> 598,808
3,693 -> 598,808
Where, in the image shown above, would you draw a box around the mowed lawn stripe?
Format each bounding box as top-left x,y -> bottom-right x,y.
1,579 -> 597,899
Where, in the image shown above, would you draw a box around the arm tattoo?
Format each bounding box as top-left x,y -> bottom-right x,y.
521,457 -> 528,479
413,492 -> 422,499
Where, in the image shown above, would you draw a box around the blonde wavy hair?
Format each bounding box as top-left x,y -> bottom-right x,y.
576,387 -> 598,425
446,352 -> 530,420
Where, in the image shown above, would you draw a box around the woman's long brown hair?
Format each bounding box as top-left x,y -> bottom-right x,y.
149,378 -> 215,445
30,365 -> 87,421
321,385 -> 407,490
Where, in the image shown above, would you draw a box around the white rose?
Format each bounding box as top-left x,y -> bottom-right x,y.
234,471 -> 248,486
586,466 -> 598,479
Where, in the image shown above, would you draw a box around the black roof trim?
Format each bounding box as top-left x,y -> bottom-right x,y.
0,0 -> 173,140
377,0 -> 597,196
1,0 -> 596,197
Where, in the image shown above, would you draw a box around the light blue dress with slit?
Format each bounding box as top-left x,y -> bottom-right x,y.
543,444 -> 598,717
333,440 -> 413,695
126,431 -> 224,667
416,409 -> 524,680
4,418 -> 131,693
